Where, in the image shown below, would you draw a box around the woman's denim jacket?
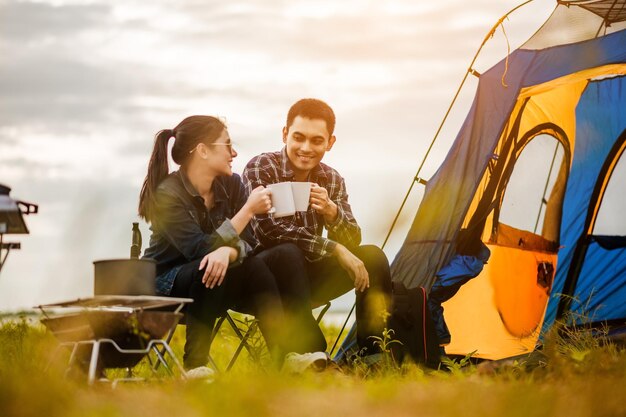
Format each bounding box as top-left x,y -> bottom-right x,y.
143,170 -> 256,295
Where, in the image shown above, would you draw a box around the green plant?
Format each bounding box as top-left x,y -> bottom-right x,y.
440,350 -> 477,376
369,327 -> 403,372
346,348 -> 371,377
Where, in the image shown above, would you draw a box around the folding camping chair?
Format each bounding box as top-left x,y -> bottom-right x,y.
221,301 -> 333,370
226,301 -> 333,368
160,301 -> 332,373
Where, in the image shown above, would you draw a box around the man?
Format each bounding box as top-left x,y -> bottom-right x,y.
243,98 -> 392,357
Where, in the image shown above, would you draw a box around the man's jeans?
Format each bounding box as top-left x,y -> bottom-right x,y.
307,245 -> 393,355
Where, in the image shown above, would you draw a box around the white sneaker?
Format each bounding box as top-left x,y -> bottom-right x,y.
185,366 -> 216,381
282,352 -> 328,374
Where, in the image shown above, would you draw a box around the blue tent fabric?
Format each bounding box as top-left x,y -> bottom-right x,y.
434,245 -> 491,289
572,243 -> 626,323
428,244 -> 491,343
542,76 -> 626,331
391,29 -> 626,293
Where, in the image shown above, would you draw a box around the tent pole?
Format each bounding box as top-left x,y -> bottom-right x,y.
381,0 -> 536,250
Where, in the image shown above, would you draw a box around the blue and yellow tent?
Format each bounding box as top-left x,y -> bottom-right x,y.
391,1 -> 626,360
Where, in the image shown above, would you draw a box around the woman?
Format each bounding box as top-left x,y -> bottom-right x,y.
138,116 -> 326,376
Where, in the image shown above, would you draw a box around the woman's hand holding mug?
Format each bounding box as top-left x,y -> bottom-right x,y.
245,185 -> 273,215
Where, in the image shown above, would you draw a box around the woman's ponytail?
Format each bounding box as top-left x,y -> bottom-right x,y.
138,129 -> 175,221
138,115 -> 226,222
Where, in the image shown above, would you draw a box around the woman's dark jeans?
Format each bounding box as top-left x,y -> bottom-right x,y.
171,252 -> 285,369
170,243 -> 324,369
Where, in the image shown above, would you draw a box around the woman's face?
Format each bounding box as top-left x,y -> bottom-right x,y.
203,128 -> 237,177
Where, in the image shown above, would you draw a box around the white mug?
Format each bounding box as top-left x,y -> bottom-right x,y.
268,182 -> 296,218
291,182 -> 312,212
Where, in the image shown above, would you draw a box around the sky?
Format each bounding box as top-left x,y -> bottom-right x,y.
0,0 -> 562,311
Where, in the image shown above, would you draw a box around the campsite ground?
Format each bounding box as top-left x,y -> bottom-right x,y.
1,316 -> 625,417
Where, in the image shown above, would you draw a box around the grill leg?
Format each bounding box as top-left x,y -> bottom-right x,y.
87,341 -> 100,385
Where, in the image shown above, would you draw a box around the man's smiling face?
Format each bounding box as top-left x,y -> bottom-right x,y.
283,115 -> 336,180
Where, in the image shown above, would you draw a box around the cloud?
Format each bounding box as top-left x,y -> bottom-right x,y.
0,1 -> 112,42
163,1 -> 486,67
0,56 -> 140,131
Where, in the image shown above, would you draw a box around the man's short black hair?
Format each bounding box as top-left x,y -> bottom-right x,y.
286,98 -> 336,136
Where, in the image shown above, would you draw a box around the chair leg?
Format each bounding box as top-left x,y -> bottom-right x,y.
151,317 -> 227,375
226,320 -> 259,371
204,316 -> 229,373
330,302 -> 355,356
227,314 -> 261,358
206,353 -> 220,373
223,303 -> 333,371
210,305 -> 334,372
212,316 -> 226,342
315,302 -> 332,324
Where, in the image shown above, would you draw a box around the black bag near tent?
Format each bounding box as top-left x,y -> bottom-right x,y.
388,282 -> 441,369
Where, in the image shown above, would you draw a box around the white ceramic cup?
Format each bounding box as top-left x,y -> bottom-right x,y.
268,182 -> 296,218
291,182 -> 312,212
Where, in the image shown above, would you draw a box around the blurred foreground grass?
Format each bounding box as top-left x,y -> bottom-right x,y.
1,315 -> 625,417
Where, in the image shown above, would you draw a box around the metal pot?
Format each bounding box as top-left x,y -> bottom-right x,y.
93,259 -> 156,296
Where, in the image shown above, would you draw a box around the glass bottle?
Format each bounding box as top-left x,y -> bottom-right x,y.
130,222 -> 142,259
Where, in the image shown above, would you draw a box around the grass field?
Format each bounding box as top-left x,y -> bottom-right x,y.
1,315 -> 625,417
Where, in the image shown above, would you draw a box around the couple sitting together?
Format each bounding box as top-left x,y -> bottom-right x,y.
138,98 -> 392,376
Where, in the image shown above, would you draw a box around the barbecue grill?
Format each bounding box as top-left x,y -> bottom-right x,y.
39,295 -> 192,385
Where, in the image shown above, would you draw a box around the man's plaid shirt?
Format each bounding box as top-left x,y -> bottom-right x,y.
242,148 -> 362,262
